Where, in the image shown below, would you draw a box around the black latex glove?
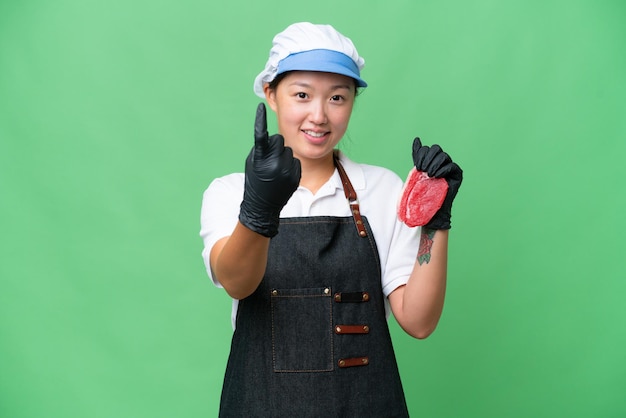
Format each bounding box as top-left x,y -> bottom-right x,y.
412,137 -> 463,230
239,103 -> 301,237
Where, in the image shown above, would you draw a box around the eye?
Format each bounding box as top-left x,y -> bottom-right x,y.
330,95 -> 344,102
296,92 -> 308,99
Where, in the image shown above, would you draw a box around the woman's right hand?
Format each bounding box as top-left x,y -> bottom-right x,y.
239,103 -> 301,237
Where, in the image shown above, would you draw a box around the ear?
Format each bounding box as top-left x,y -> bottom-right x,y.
263,83 -> 278,112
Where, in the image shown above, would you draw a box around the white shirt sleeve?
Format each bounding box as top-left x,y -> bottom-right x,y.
199,173 -> 244,286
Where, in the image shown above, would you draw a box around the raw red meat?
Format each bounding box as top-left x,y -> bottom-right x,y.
397,168 -> 448,227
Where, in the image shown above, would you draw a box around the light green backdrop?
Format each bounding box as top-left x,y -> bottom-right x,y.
1,1 -> 625,417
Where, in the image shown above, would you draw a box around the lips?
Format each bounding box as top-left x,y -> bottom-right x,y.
302,130 -> 328,138
301,129 -> 330,145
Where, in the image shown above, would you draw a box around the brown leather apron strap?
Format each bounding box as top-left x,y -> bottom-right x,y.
333,152 -> 368,238
338,356 -> 370,368
334,291 -> 370,303
335,324 -> 370,334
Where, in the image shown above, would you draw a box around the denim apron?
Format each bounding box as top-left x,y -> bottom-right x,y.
219,159 -> 409,417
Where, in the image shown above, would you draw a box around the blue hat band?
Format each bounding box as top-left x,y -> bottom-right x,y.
276,49 -> 367,87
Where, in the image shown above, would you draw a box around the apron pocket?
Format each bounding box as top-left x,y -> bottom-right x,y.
270,287 -> 333,372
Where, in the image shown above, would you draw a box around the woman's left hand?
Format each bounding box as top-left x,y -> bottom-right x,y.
412,137 -> 463,230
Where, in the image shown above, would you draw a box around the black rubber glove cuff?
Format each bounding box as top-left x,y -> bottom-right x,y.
239,197 -> 281,238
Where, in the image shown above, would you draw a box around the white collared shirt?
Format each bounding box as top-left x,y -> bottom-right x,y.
200,151 -> 421,328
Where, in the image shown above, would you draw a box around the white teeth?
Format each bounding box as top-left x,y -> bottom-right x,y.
304,130 -> 325,138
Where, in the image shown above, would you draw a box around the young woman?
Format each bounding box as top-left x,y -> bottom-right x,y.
200,22 -> 462,417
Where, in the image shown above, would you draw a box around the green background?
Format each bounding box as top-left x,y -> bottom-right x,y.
1,0 -> 625,417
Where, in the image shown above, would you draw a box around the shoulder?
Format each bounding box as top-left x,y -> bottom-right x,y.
203,173 -> 244,200
207,172 -> 244,190
337,152 -> 404,193
361,164 -> 403,187
201,173 -> 245,218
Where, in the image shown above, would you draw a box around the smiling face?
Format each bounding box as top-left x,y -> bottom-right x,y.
264,71 -> 356,165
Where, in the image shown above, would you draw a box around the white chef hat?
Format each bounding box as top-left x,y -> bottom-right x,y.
253,22 -> 367,98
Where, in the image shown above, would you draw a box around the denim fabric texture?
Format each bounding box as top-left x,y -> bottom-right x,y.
271,286 -> 334,372
219,216 -> 409,417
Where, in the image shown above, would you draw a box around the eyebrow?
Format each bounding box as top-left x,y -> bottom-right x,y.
288,81 -> 353,91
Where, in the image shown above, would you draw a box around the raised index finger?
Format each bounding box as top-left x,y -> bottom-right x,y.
254,102 -> 269,151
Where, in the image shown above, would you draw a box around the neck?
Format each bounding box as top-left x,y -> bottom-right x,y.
298,152 -> 337,195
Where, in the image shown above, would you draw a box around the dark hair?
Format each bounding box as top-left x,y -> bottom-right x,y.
267,71 -> 361,96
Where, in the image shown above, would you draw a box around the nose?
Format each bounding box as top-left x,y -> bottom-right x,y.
308,101 -> 328,125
